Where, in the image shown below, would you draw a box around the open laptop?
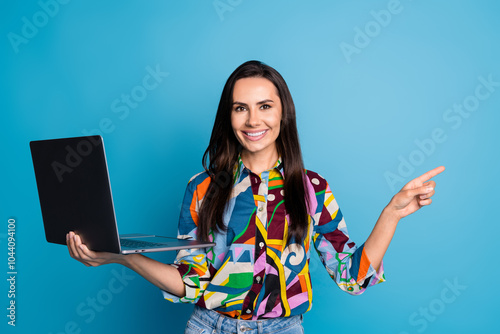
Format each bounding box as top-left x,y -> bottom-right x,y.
30,135 -> 215,254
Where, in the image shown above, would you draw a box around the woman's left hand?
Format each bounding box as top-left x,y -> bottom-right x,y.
387,166 -> 445,220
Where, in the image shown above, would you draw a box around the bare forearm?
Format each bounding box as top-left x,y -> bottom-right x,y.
118,254 -> 186,298
363,207 -> 400,271
67,232 -> 186,297
361,166 -> 445,271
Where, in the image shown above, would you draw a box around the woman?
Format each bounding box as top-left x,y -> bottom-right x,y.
67,60 -> 445,333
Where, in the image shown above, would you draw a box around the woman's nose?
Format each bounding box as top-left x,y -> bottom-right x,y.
246,108 -> 261,127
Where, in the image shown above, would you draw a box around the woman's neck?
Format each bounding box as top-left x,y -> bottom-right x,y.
240,149 -> 279,175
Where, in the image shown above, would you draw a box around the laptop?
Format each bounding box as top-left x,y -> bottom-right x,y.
30,135 -> 215,254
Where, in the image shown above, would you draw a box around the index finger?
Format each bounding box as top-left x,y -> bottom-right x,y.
415,166 -> 445,183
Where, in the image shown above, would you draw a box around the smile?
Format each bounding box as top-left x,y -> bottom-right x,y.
244,130 -> 267,137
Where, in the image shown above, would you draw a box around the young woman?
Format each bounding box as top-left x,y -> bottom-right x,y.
67,60 -> 445,333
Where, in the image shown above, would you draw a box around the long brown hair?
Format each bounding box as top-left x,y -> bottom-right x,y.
198,60 -> 308,244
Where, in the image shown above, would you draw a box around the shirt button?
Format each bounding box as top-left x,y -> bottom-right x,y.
256,276 -> 261,283
240,328 -> 246,333
246,309 -> 251,314
259,242 -> 264,248
258,207 -> 263,212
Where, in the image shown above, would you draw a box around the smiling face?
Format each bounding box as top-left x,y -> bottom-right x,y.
231,77 -> 282,169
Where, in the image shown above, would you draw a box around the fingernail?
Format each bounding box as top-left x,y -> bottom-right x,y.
426,187 -> 434,192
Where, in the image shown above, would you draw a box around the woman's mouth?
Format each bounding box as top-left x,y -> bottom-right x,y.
243,130 -> 268,140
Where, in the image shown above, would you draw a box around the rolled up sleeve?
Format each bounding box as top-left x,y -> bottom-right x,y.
311,179 -> 385,295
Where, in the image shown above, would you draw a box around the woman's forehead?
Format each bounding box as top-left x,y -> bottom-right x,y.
232,77 -> 280,101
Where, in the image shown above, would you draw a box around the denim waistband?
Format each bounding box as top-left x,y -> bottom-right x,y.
190,305 -> 303,334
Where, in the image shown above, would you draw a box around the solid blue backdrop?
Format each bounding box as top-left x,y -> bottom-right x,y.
2,1 -> 499,333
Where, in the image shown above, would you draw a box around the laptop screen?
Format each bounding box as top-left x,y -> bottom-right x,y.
30,136 -> 122,253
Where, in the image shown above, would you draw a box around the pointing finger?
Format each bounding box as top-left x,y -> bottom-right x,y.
415,166 -> 445,184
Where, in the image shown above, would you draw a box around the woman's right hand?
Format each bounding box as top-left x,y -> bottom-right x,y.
66,231 -> 185,296
66,231 -> 125,267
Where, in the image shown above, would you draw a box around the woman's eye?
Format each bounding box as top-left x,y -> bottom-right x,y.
234,106 -> 245,112
261,104 -> 271,110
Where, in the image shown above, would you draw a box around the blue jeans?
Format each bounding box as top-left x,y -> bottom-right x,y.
185,305 -> 304,334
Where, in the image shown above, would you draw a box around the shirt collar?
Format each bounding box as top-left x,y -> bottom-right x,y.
234,155 -> 284,182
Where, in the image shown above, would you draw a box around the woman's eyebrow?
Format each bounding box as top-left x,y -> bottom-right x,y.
257,99 -> 274,105
232,99 -> 274,106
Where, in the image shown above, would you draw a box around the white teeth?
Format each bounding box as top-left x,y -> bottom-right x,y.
246,130 -> 266,137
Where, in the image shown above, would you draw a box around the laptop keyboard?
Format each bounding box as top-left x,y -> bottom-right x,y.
120,239 -> 168,249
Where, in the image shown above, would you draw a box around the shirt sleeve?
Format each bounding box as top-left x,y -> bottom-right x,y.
309,176 -> 385,295
162,174 -> 212,303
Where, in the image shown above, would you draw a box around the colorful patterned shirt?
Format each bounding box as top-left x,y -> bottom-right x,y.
162,158 -> 385,319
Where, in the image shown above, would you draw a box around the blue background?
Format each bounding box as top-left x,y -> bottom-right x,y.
2,0 -> 499,333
